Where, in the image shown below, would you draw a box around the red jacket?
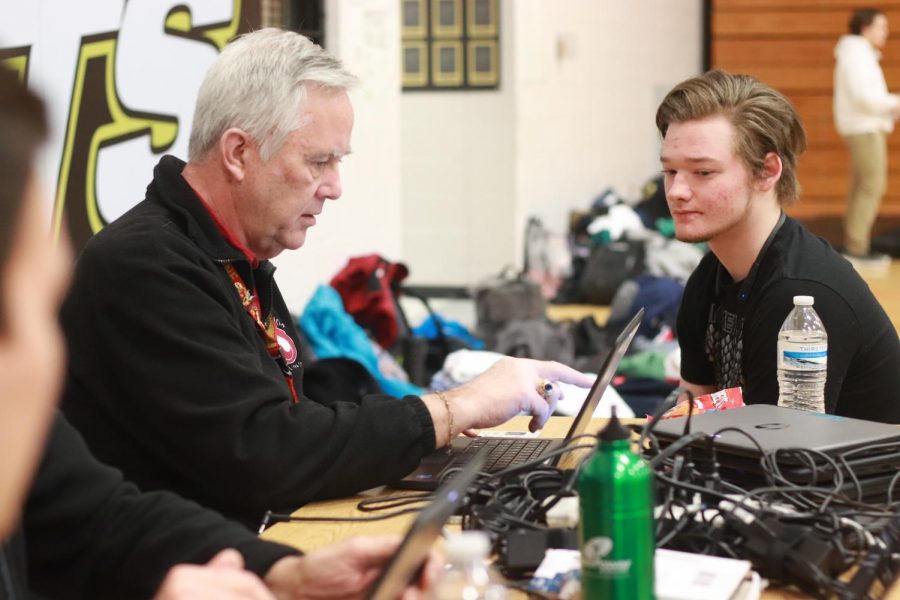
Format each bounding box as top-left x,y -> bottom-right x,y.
331,254 -> 409,349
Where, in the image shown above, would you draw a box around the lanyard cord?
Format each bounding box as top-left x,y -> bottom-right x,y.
224,263 -> 299,403
715,210 -> 787,302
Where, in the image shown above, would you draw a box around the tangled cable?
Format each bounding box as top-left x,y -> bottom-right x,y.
642,400 -> 900,599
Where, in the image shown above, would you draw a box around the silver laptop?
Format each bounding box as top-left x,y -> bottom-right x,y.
396,308 -> 644,490
651,404 -> 900,483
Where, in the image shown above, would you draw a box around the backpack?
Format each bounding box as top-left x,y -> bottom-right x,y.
399,290 -> 476,387
492,318 -> 575,364
577,239 -> 646,305
474,270 -> 546,349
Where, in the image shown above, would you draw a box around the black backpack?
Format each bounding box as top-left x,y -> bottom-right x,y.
577,239 -> 646,305
474,271 -> 546,349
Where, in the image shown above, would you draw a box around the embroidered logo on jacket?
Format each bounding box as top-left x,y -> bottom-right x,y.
276,324 -> 298,365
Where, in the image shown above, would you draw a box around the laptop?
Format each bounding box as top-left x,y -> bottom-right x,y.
366,449 -> 486,600
396,308 -> 644,490
650,404 -> 900,485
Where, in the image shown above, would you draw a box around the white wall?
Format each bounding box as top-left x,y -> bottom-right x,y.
274,0 -> 404,311
399,0 -> 517,286
399,0 -> 704,288
514,0 -> 704,243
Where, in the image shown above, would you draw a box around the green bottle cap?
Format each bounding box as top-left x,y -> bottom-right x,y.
598,405 -> 631,442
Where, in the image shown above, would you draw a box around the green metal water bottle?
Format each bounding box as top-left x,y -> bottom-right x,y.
578,407 -> 655,599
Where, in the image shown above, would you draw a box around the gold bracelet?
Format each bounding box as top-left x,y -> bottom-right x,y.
435,389 -> 454,445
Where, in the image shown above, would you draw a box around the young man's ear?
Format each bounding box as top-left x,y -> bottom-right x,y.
756,152 -> 783,193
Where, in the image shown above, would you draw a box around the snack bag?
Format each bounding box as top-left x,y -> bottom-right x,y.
659,386 -> 744,420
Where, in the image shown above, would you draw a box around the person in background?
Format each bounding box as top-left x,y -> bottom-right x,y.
658,69 -> 900,423
0,63 -> 433,600
60,27 -> 593,527
834,7 -> 900,265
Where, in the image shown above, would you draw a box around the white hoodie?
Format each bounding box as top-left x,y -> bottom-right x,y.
833,34 -> 899,135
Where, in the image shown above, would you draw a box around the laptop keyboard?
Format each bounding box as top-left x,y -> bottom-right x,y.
451,437 -> 552,472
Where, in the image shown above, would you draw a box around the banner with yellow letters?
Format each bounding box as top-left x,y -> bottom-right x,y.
0,0 -> 260,249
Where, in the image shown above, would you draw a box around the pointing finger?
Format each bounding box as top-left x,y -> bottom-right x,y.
537,362 -> 594,388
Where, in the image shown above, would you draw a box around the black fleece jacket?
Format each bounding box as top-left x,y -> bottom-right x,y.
1,414 -> 297,599
61,156 -> 436,527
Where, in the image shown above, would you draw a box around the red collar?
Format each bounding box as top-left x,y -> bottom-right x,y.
192,189 -> 260,268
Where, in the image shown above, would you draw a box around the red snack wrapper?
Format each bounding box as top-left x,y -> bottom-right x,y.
659,386 -> 744,420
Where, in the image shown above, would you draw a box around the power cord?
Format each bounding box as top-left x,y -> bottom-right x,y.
257,503 -> 430,534
644,422 -> 900,597
258,491 -> 435,533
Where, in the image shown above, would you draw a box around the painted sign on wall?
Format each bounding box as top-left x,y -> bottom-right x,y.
0,0 -> 260,249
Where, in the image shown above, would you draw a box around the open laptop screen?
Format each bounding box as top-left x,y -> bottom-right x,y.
560,308 -> 644,447
367,449 -> 486,600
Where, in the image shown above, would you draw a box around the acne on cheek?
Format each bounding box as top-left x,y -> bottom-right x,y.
714,189 -> 731,205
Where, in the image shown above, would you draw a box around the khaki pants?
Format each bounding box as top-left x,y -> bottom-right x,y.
844,131 -> 887,255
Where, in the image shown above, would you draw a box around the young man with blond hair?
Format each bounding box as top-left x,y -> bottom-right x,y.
658,69 -> 900,423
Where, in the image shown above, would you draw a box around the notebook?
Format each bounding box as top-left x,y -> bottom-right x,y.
650,404 -> 900,485
366,449 -> 486,600
395,308 -> 643,491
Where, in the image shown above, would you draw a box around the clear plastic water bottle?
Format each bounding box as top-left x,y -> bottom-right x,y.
428,531 -> 508,600
777,295 -> 827,413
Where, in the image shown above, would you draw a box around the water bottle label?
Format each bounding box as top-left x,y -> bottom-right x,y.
777,340 -> 827,370
582,537 -> 633,578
